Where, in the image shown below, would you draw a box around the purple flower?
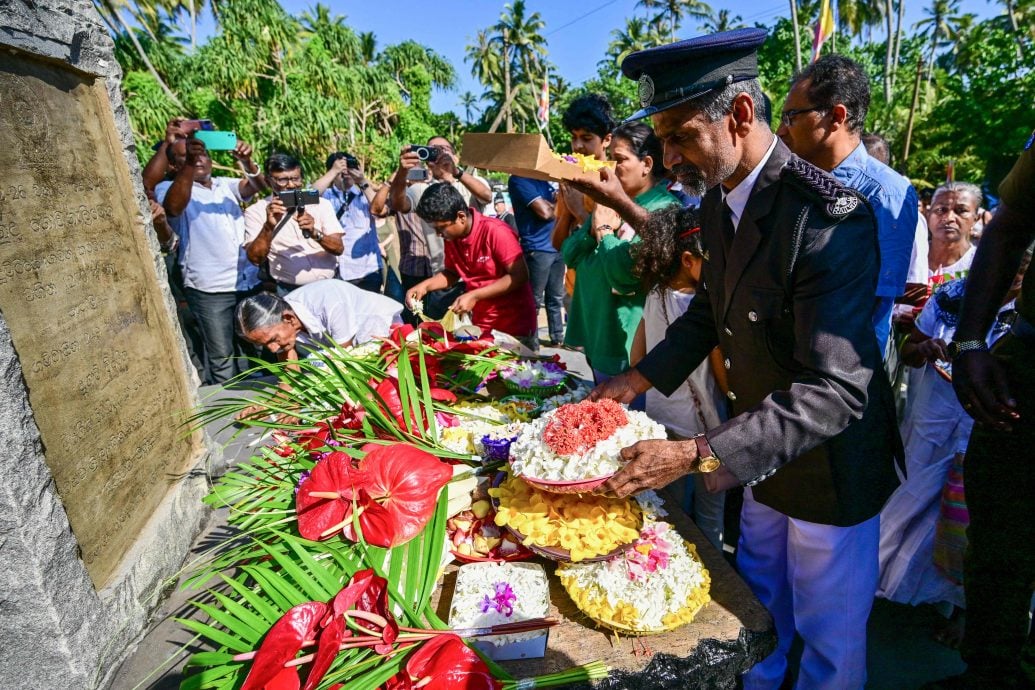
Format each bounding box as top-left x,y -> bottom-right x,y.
479,581 -> 516,617
294,470 -> 312,495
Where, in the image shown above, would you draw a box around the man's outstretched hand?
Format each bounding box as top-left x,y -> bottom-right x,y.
588,368 -> 651,405
953,350 -> 1019,431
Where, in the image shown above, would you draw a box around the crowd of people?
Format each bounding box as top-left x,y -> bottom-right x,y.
142,25 -> 1035,689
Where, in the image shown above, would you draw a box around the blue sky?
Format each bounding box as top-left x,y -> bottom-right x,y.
187,0 -> 999,115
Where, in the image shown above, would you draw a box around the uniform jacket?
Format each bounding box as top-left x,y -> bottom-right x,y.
637,139 -> 902,526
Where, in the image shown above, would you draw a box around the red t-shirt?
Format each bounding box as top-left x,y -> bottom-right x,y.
444,208 -> 537,338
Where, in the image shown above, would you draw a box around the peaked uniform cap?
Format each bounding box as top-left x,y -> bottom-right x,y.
621,27 -> 768,122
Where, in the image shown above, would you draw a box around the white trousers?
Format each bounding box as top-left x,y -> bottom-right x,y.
738,488 -> 879,690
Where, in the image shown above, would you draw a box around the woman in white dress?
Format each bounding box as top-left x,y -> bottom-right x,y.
878,251 -> 1029,643
630,205 -> 729,550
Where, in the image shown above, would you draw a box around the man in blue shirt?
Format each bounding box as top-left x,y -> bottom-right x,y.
508,175 -> 565,346
778,55 -> 919,357
314,152 -> 385,294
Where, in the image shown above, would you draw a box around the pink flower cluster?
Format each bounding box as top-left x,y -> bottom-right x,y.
622,523 -> 674,582
542,399 -> 629,456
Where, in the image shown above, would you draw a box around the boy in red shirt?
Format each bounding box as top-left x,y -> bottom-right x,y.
406,183 -> 538,348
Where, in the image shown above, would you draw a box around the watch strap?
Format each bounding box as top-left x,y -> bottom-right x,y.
690,434 -> 721,473
949,339 -> 987,360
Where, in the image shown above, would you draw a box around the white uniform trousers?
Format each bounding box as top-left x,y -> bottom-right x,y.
738,488 -> 879,690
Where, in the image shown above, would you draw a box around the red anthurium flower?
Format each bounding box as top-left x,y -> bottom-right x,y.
334,401 -> 367,432
300,613 -> 344,690
240,601 -> 329,690
393,634 -> 501,690
329,568 -> 399,654
373,378 -> 456,435
352,444 -> 453,548
296,452 -> 370,541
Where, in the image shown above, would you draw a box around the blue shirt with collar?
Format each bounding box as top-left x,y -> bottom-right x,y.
322,184 -> 383,280
831,142 -> 918,354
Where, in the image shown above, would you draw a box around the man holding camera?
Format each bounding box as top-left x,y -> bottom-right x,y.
388,137 -> 492,318
157,134 -> 264,384
313,152 -> 384,294
244,153 -> 344,296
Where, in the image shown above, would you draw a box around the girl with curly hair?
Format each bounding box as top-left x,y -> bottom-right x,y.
630,204 -> 730,550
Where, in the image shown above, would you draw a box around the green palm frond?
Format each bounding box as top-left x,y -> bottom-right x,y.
178,491 -> 450,689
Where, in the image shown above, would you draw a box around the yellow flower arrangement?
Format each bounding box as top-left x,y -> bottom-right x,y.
490,473 -> 641,562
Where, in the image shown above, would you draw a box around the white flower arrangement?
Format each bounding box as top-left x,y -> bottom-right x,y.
509,402 -> 667,481
449,562 -> 550,645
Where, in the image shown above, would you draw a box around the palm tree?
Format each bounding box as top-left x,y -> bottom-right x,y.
699,8 -> 744,33
458,91 -> 482,125
94,0 -> 184,107
838,0 -> 885,42
915,0 -> 967,82
466,0 -> 548,133
636,0 -> 713,42
605,16 -> 666,65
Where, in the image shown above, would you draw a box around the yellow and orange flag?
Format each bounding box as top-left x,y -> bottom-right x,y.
812,0 -> 836,63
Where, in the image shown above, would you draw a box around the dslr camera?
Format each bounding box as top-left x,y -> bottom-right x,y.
409,145 -> 440,163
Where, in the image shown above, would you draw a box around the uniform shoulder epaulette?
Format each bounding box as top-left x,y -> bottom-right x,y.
781,155 -> 862,220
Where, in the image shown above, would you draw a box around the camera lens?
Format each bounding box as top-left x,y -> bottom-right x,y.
415,147 -> 430,161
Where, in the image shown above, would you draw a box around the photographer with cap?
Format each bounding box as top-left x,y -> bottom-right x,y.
314,152 -> 385,294
588,29 -> 901,689
243,153 -> 344,296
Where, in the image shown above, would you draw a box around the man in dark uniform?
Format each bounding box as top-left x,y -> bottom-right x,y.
589,29 -> 901,689
934,134 -> 1035,689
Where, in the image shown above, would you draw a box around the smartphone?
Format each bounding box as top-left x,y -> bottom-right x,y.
406,167 -> 429,182
276,189 -> 321,208
193,130 -> 238,151
183,119 -> 215,132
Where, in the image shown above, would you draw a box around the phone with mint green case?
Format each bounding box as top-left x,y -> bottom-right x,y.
193,130 -> 238,151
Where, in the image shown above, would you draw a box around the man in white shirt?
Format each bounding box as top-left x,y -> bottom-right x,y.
314,152 -> 384,294
157,136 -> 264,384
244,153 -> 344,295
235,281 -> 402,361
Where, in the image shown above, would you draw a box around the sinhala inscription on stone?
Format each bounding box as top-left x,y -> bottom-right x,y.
0,51 -> 198,588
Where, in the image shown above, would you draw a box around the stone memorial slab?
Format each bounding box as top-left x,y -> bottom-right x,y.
0,50 -> 199,588
0,2 -> 219,687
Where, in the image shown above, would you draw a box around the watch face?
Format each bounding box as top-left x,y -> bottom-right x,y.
698,457 -> 721,473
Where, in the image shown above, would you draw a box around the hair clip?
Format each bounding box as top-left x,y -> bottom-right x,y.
678,227 -> 701,239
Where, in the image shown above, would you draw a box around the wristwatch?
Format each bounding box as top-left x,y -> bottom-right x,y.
947,339 -> 987,360
310,228 -> 325,242
360,182 -> 371,190
689,434 -> 721,474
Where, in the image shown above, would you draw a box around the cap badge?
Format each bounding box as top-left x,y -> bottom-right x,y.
638,74 -> 655,108
828,194 -> 860,217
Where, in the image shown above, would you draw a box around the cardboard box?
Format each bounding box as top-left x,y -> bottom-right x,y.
461,132 -> 613,183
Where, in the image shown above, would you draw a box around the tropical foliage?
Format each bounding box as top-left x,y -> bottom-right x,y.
106,0 -> 1032,225
162,327 -> 612,688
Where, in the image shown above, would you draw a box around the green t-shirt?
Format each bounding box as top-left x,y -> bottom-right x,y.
561,183 -> 680,376
998,141 -> 1035,323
